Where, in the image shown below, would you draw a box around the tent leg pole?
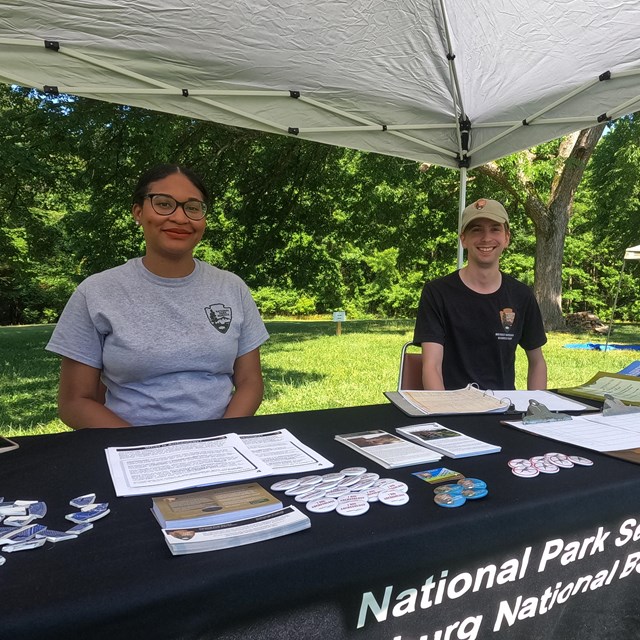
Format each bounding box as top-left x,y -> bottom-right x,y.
457,167 -> 467,269
605,260 -> 626,351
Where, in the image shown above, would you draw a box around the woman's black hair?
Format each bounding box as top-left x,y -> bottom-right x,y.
132,164 -> 209,205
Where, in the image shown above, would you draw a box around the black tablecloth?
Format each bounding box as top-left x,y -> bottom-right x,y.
1,403 -> 639,640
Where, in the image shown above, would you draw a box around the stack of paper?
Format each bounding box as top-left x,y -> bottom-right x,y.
396,423 -> 501,458
162,505 -> 310,555
335,429 -> 442,469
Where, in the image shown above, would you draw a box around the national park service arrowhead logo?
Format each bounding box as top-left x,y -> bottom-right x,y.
205,303 -> 232,334
500,307 -> 515,333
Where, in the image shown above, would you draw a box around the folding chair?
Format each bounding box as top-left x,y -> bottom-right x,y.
397,341 -> 423,391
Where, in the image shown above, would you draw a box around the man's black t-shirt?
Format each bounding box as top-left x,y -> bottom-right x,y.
413,271 -> 547,390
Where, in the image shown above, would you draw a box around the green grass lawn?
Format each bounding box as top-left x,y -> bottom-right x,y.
1,320 -> 639,437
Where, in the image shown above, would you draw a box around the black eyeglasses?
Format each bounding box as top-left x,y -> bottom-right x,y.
144,194 -> 207,220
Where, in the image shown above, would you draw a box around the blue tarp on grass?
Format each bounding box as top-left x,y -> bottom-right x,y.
564,343 -> 640,352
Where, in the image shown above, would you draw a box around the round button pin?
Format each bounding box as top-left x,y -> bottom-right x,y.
383,481 -> 408,493
533,461 -> 559,474
434,493 -> 466,508
508,458 -> 531,468
378,490 -> 410,506
461,488 -> 488,500
285,484 -> 320,496
337,493 -> 366,505
295,489 -> 326,503
349,478 -> 376,492
270,479 -> 300,492
325,486 -> 351,498
338,476 -> 361,487
340,467 -> 367,476
306,497 -> 338,513
363,487 -> 381,502
457,478 -> 487,490
434,484 -> 464,495
512,466 -> 539,478
321,473 -> 346,484
298,475 -> 324,487
336,500 -> 370,516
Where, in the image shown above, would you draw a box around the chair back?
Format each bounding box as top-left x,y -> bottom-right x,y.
397,341 -> 424,391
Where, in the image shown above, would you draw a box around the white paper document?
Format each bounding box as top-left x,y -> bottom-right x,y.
489,390 -> 595,413
503,412 -> 640,453
238,429 -> 332,474
106,429 -> 333,497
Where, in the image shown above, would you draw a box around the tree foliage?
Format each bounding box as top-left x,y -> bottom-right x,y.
1,84 -> 638,326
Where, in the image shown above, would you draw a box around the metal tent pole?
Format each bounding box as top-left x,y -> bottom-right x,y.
457,167 -> 467,269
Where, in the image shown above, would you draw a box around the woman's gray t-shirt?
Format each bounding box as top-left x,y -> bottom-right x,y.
46,258 -> 269,426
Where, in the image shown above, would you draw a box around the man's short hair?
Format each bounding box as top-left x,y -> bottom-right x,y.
460,199 -> 509,233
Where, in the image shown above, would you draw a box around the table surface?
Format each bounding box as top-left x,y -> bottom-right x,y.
1,402 -> 639,640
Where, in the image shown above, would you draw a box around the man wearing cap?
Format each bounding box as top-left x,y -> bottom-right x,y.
413,198 -> 547,391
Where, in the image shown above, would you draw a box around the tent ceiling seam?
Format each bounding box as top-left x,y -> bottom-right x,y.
435,0 -> 467,164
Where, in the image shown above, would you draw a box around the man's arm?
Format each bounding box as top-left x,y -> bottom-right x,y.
525,347 -> 547,390
420,342 -> 446,390
224,348 -> 265,418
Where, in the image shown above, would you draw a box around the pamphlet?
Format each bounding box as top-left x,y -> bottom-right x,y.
162,505 -> 311,555
335,429 -> 442,469
396,423 -> 501,458
557,371 -> 640,406
151,483 -> 282,529
105,429 -> 333,497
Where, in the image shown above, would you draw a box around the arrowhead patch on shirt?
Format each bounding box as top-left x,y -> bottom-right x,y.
500,307 -> 515,333
205,303 -> 232,334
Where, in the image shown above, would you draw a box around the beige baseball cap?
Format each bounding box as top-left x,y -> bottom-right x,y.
460,199 -> 509,233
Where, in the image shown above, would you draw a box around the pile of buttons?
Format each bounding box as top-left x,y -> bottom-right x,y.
0,493 -> 107,564
509,452 -> 593,478
270,467 -> 410,516
433,478 -> 488,508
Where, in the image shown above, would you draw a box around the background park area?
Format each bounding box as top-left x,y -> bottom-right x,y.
1,89 -> 639,437
1,320 -> 639,437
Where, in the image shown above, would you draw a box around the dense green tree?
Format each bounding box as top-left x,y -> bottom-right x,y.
2,86 -> 638,325
585,115 -> 640,321
0,86 -> 78,324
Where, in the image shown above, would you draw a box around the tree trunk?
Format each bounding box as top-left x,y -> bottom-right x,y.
476,124 -> 606,330
529,199 -> 568,330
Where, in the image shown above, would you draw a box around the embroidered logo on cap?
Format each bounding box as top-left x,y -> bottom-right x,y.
474,199 -> 487,210
205,303 -> 232,334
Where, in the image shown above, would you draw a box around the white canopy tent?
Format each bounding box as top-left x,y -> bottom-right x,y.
1,0 -> 640,167
624,245 -> 640,261
1,0 -> 640,262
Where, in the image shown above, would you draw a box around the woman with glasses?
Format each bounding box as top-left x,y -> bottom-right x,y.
46,164 -> 269,428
